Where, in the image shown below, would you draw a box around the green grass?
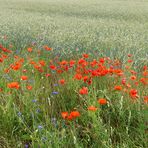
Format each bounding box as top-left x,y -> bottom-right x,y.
0,0 -> 148,147
0,0 -> 148,58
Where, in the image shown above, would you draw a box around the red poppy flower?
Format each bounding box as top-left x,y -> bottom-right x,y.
74,73 -> 82,80
21,76 -> 28,81
26,85 -> 32,90
130,75 -> 136,80
69,111 -> 80,118
49,65 -> 56,70
140,78 -> 148,85
127,59 -> 133,63
90,59 -> 97,67
121,78 -> 126,85
143,71 -> 148,77
0,88 -> 3,92
98,98 -> 107,105
60,60 -> 68,65
129,89 -> 138,99
83,53 -> 89,58
128,54 -> 132,57
59,79 -> 65,85
144,96 -> 148,104
45,73 -> 51,77
88,106 -> 97,111
79,87 -> 88,95
114,85 -> 122,91
44,45 -> 52,51
27,47 -> 32,52
7,82 -> 20,89
69,60 -> 75,67
83,76 -> 89,82
99,58 -> 105,64
61,112 -> 69,119
39,60 -> 46,66
11,63 -> 22,71
0,58 -> 3,63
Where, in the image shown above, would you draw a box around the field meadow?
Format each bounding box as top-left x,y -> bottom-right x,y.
0,0 -> 148,147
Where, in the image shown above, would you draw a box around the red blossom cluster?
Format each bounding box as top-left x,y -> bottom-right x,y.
0,43 -> 147,122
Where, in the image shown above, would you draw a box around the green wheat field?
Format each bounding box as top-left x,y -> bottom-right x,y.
0,0 -> 148,147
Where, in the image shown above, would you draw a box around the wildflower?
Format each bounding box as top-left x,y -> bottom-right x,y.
113,69 -> 123,76
143,71 -> 148,77
22,69 -> 27,73
17,112 -> 22,117
134,81 -> 139,86
21,75 -> 28,81
74,73 -> 82,80
87,78 -> 92,85
59,79 -> 65,85
45,73 -> 51,77
56,69 -> 63,74
79,87 -> 88,95
121,78 -> 126,85
143,66 -> 147,71
26,85 -> 32,90
98,98 -> 107,105
38,125 -> 43,130
36,109 -> 41,113
140,78 -> 148,85
83,76 -> 89,82
25,144 -> 29,148
61,112 -> 69,119
126,83 -> 131,88
32,99 -> 37,103
7,82 -> 20,89
130,70 -> 137,75
60,60 -> 68,65
39,60 -> 46,66
0,58 -> 3,63
78,58 -> 85,65
44,45 -> 52,51
127,59 -> 133,63
11,63 -> 22,71
52,91 -> 59,95
130,75 -> 136,80
88,106 -> 97,111
90,59 -> 97,67
83,53 -> 89,58
69,60 -> 75,67
0,88 -> 2,92
144,96 -> 148,104
49,65 -> 56,70
27,47 -> 32,52
99,58 -> 105,64
53,83 -> 58,86
69,111 -> 80,119
31,41 -> 37,46
114,85 -> 122,91
128,54 -> 132,57
125,65 -> 130,70
66,114 -> 73,120
14,55 -> 19,59
129,89 -> 138,99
